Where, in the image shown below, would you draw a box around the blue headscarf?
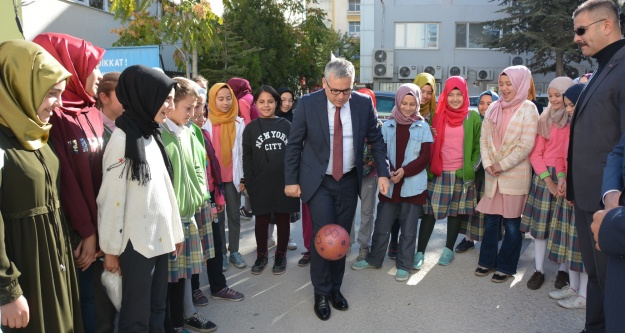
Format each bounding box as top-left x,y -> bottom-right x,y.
479,90 -> 499,102
563,83 -> 585,106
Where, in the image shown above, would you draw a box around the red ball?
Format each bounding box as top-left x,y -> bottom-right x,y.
315,224 -> 350,261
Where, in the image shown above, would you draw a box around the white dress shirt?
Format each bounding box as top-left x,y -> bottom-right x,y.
325,99 -> 355,175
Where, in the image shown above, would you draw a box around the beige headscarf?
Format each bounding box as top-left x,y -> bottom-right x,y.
537,77 -> 574,139
0,40 -> 70,150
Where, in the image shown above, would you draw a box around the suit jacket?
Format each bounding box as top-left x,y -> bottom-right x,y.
602,130 -> 625,203
567,44 -> 625,212
284,90 -> 390,202
598,206 -> 625,332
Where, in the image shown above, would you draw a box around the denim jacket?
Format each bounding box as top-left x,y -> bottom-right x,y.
381,118 -> 433,198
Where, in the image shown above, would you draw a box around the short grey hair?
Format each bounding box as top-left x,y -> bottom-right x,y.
324,57 -> 355,83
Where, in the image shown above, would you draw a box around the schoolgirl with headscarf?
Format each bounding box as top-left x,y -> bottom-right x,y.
387,72 -> 440,259
228,77 -> 259,125
0,39 -> 82,332
276,87 -> 295,122
546,83 -> 588,309
202,83 -> 247,271
97,65 -> 184,330
475,65 -> 539,283
32,32 -> 107,332
416,76 -> 482,268
456,90 -> 500,254
351,83 -> 433,282
521,76 -> 575,291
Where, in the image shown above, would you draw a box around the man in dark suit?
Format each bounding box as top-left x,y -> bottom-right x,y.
568,1 -> 625,332
591,206 -> 625,333
284,57 -> 390,321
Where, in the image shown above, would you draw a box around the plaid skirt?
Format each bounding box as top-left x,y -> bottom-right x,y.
423,170 -> 477,220
459,178 -> 485,241
168,217 -> 204,282
521,166 -> 558,239
196,201 -> 216,260
547,197 -> 585,272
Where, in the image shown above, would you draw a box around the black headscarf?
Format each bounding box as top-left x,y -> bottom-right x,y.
276,87 -> 294,122
115,65 -> 176,185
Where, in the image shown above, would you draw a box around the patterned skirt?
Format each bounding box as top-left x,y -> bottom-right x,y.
520,166 -> 558,239
547,197 -> 585,272
459,178 -> 485,241
423,170 -> 477,220
168,217 -> 204,283
196,201 -> 216,260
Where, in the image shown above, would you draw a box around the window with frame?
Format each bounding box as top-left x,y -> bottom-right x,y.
348,0 -> 360,12
75,0 -> 111,11
349,21 -> 360,36
395,23 -> 439,49
455,22 -> 501,49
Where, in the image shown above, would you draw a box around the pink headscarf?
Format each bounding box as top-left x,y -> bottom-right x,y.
390,83 -> 423,125
485,65 -> 531,146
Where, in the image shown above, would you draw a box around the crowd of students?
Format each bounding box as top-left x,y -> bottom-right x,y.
1,0 -> 625,331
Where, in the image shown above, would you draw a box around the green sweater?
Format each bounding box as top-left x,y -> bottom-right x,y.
428,111 -> 482,181
161,121 -> 208,219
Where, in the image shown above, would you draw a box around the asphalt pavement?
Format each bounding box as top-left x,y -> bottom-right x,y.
195,207 -> 585,333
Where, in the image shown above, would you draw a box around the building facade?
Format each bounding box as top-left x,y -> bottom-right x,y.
361,0 -> 588,96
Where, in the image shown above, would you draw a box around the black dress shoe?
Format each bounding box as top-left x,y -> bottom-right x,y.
328,290 -> 349,310
314,293 -> 331,320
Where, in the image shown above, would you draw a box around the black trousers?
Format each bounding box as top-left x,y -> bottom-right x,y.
307,172 -> 359,295
118,241 -> 168,333
574,203 -> 608,333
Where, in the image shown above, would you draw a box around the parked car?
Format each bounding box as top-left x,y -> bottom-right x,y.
469,95 -> 480,112
373,90 -> 396,120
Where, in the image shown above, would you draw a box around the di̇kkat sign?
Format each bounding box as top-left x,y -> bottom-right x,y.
99,45 -> 160,74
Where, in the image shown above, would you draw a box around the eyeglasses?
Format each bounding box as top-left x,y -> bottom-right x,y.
325,81 -> 353,96
574,18 -> 606,36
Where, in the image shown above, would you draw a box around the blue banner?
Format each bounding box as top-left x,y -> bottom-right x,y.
99,45 -> 160,73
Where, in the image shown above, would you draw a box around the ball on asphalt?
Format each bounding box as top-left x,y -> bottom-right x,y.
315,224 -> 350,260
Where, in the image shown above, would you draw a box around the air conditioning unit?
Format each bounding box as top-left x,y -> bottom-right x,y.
448,65 -> 467,79
372,49 -> 394,79
423,64 -> 443,80
476,68 -> 494,81
566,65 -> 587,79
398,64 -> 419,80
510,56 -> 526,66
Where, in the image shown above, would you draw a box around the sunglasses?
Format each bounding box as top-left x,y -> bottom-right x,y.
574,18 -> 606,36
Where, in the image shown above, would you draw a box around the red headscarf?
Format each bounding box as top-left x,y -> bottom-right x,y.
357,88 -> 377,108
430,76 -> 469,176
33,33 -> 105,113
227,77 -> 259,120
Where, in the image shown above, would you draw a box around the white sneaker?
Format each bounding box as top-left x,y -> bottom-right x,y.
549,285 -> 577,300
287,238 -> 297,250
267,238 -> 276,248
557,294 -> 586,309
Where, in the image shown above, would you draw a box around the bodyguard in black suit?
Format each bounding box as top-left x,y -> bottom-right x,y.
284,58 -> 390,321
568,1 -> 625,332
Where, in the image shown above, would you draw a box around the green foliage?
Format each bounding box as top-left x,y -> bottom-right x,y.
111,10 -> 162,47
485,0 -> 587,76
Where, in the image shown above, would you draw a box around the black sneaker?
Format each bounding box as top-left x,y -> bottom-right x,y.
387,241 -> 398,260
554,270 -> 570,289
273,253 -> 287,275
527,271 -> 545,290
184,313 -> 217,333
298,252 -> 311,267
239,206 -> 253,218
455,238 -> 475,253
251,255 -> 268,275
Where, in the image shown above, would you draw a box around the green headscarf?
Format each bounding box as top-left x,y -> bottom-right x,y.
413,72 -> 437,123
0,40 -> 70,150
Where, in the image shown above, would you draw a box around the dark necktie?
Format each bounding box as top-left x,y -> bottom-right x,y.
332,105 -> 343,181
